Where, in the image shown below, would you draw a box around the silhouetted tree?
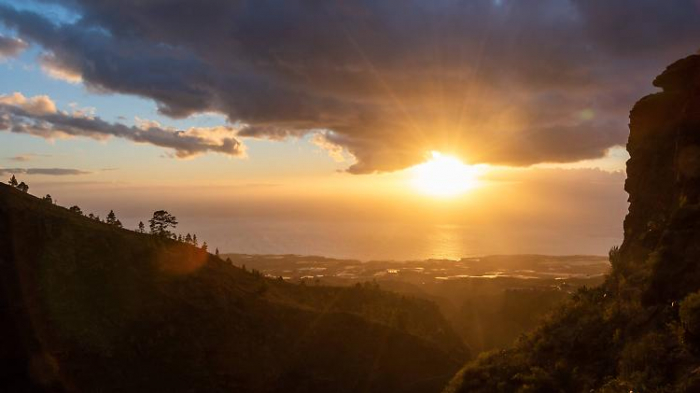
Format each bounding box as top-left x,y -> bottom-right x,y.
8,175 -> 18,187
69,205 -> 83,215
138,221 -> 145,233
202,241 -> 208,251
215,248 -> 219,257
17,182 -> 28,193
106,210 -> 118,225
42,194 -> 53,204
192,234 -> 198,247
609,245 -> 623,274
185,233 -> 192,244
114,219 -> 123,228
149,210 -> 178,237
177,234 -> 183,242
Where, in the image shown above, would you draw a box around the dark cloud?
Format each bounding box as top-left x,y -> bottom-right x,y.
0,34 -> 27,59
1,1 -> 699,172
0,167 -> 90,176
237,126 -> 311,141
0,98 -> 244,159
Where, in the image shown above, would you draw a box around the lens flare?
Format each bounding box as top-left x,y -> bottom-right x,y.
411,152 -> 484,197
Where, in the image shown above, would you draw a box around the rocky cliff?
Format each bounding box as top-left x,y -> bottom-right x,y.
621,54 -> 700,303
448,55 -> 700,392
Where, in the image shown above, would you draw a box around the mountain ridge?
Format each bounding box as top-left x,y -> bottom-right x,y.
0,182 -> 465,393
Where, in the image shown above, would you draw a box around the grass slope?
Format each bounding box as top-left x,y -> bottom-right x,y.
0,183 -> 464,393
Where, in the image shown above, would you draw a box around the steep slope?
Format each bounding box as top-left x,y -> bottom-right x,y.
447,54 -> 700,392
0,183 -> 465,393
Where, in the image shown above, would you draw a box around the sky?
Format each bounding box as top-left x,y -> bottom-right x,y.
1,0 -> 699,259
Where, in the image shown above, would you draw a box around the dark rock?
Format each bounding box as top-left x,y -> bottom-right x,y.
620,54 -> 700,302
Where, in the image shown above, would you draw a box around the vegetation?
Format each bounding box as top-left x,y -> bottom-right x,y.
7,175 -> 28,193
148,210 -> 178,238
105,209 -> 123,228
680,291 -> 700,344
445,258 -> 700,392
0,183 -> 464,392
230,253 -> 607,355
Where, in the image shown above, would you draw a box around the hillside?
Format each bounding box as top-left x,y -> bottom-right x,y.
228,253 -> 608,353
0,183 -> 465,393
447,55 -> 700,392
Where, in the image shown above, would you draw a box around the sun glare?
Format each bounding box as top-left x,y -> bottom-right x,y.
411,152 -> 484,197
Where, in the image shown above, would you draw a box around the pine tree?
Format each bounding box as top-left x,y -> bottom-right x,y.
69,205 -> 83,215
193,234 -> 198,247
137,221 -> 145,233
114,219 -> 123,228
42,194 -> 53,204
185,233 -> 192,244
215,248 -> 219,257
17,182 -> 28,193
177,234 -> 183,242
201,241 -> 208,251
106,210 -> 118,225
149,210 -> 178,237
8,175 -> 18,187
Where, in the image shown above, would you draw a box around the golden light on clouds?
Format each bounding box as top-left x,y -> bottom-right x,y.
410,152 -> 486,197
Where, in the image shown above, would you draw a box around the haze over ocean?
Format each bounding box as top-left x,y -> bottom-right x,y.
181,218 -> 621,261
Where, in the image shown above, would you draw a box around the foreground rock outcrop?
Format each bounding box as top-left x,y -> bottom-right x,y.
622,55 -> 700,303
448,55 -> 700,392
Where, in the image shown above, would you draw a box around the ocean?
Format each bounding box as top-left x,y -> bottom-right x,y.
176,217 -> 621,261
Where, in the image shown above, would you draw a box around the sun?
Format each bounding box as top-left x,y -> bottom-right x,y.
411,152 -> 484,197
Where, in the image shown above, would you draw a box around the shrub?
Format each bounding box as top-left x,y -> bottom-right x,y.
680,291 -> 700,335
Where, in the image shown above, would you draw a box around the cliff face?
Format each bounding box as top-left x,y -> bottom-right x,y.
448,55 -> 700,393
622,54 -> 700,302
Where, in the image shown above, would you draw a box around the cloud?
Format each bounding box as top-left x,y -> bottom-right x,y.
39,52 -> 82,83
1,1 -> 699,172
238,126 -> 310,142
0,34 -> 27,59
311,131 -> 349,163
6,153 -> 52,162
0,92 -> 56,115
0,167 -> 90,176
0,93 -> 245,158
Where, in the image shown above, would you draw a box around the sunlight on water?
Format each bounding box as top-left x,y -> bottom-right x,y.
186,218 -> 621,261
